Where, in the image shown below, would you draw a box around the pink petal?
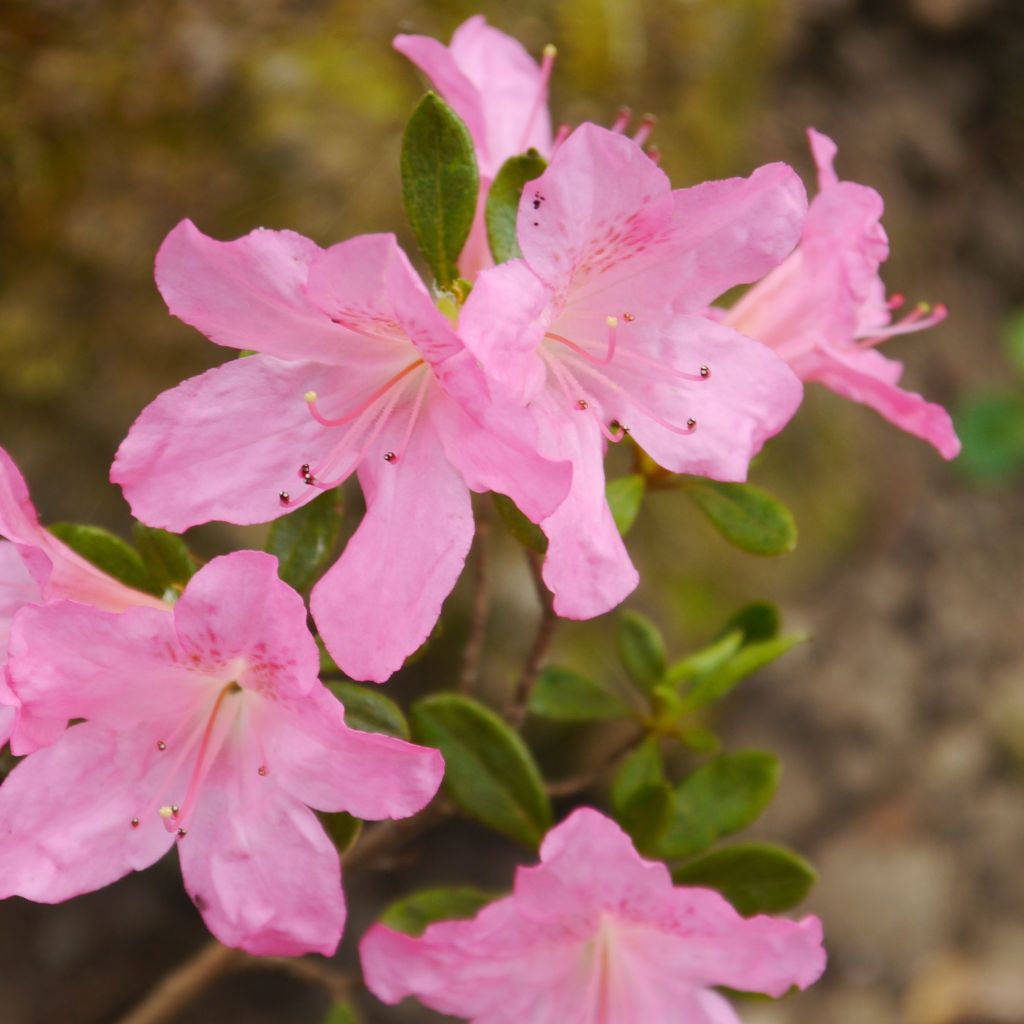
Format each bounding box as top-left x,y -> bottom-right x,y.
258,683 -> 443,819
177,745 -> 345,956
602,316 -> 803,480
808,127 -> 840,190
797,346 -> 961,459
516,124 -> 675,306
459,259 -> 550,405
172,552 -> 320,698
0,723 -> 175,901
155,220 -> 356,364
305,234 -> 462,368
310,408 -> 474,682
535,399 -> 639,619
668,161 -> 808,313
112,354 -> 351,531
0,541 -> 39,662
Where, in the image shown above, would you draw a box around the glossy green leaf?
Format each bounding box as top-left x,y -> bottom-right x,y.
492,493 -> 547,553
616,781 -> 673,855
718,601 -> 780,644
681,633 -> 804,710
329,681 -> 410,740
606,474 -> 645,536
682,479 -> 797,555
528,666 -> 633,722
664,630 -> 744,687
617,611 -> 667,692
401,92 -> 479,288
132,523 -> 196,594
611,736 -> 664,814
486,149 -> 547,264
410,694 -> 552,847
657,751 -> 781,859
266,489 -> 342,592
379,886 -> 499,937
48,523 -> 159,596
318,811 -> 362,855
672,843 -> 817,915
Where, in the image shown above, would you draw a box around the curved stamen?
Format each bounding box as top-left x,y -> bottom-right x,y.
858,302 -> 947,349
386,369 -> 431,465
610,106 -> 631,134
545,315 -> 619,367
632,113 -> 656,148
519,44 -> 557,153
304,359 -> 424,428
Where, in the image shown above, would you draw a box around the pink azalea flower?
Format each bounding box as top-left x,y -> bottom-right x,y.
0,550 -> 444,956
112,227 -> 569,682
0,445 -> 167,753
361,808 -> 826,1023
723,129 -> 960,459
459,124 -> 807,617
394,15 -> 555,278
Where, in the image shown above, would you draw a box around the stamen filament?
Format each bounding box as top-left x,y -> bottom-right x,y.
610,106 -> 631,134
632,114 -> 656,148
858,302 -> 947,349
519,44 -> 557,152
304,359 -> 424,428
388,368 -> 431,465
545,316 -> 618,367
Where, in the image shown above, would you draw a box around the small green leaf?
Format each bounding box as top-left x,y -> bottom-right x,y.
492,493 -> 547,553
132,524 -> 196,594
682,479 -> 797,555
657,751 -> 781,859
606,474 -> 645,536
664,631 -> 744,687
266,489 -> 342,592
379,886 -> 499,937
401,92 -> 480,288
318,637 -> 340,675
485,149 -> 548,264
329,681 -> 410,740
528,666 -> 633,722
672,843 -> 817,915
48,523 -> 159,596
410,694 -> 552,847
318,812 -> 362,855
718,601 -> 780,644
616,781 -> 673,855
617,611 -> 667,692
681,633 -> 804,710
611,736 -> 664,813
322,1003 -> 358,1024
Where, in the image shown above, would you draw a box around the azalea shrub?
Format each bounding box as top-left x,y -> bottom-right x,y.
0,15 -> 959,1024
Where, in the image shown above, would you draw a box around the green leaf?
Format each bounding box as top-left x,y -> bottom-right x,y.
410,693 -> 552,847
492,493 -> 547,553
616,781 -> 673,855
672,843 -> 817,915
1001,309 -> 1024,375
682,479 -> 797,555
48,523 -> 159,596
955,392 -> 1024,483
401,92 -> 480,288
132,523 -> 196,594
606,474 -> 645,536
718,601 -> 780,644
322,1003 -> 358,1024
617,611 -> 667,692
379,886 -> 499,937
329,681 -> 410,740
657,751 -> 781,859
611,736 -> 664,813
528,666 -> 633,722
681,633 -> 804,710
664,630 -> 744,687
266,489 -> 342,592
318,812 -> 362,855
485,149 -> 548,264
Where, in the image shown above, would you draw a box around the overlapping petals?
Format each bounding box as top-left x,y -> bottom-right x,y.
461,124 -> 806,617
0,550 -> 444,955
724,128 -> 960,459
114,225 -> 570,682
361,808 -> 825,1023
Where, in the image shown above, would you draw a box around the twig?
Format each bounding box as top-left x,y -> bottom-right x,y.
116,940 -> 241,1024
505,550 -> 556,727
458,508 -> 491,693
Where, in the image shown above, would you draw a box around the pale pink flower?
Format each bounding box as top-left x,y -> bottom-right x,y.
361,808 -> 826,1023
394,16 -> 555,278
0,550 -> 444,956
0,445 -> 166,753
112,227 -> 569,682
724,129 -> 959,459
459,124 -> 807,618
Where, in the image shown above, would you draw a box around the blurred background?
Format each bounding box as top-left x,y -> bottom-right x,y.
1,0 -> 1023,1021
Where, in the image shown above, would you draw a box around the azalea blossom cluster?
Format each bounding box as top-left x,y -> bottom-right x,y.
0,14 -> 958,1023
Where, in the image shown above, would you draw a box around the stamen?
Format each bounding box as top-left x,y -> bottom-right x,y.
553,123 -> 571,150
646,146 -> 662,166
156,740 -> 167,751
383,451 -> 396,463
576,399 -> 589,411
278,491 -> 290,506
623,312 -> 636,322
384,369 -> 431,466
545,316 -> 618,367
130,817 -> 140,829
858,301 -> 948,349
632,114 -> 656,148
303,360 -> 424,429
177,828 -> 187,839
887,293 -> 905,310
258,765 -> 268,777
610,106 -> 631,134
518,44 -> 557,152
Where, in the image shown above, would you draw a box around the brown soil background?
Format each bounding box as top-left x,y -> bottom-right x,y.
1,1 -> 1022,1021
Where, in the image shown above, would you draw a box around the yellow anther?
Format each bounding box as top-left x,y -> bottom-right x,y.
304,390 -> 317,404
